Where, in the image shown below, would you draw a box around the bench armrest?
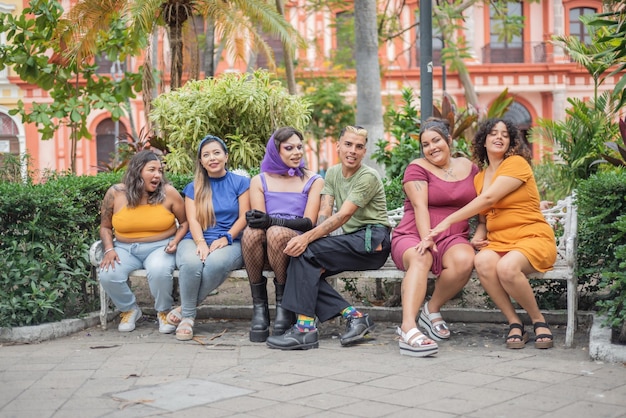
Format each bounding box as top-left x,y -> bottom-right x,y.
89,240 -> 103,267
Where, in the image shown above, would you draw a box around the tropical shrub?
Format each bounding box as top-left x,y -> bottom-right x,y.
531,86 -> 621,197
301,76 -> 355,166
150,70 -> 311,174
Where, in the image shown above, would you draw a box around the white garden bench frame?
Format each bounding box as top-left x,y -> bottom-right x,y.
89,194 -> 578,347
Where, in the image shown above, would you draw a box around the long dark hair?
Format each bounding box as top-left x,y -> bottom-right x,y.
123,150 -> 166,208
471,118 -> 532,168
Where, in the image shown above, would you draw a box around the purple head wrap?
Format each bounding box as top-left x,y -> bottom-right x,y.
259,134 -> 304,177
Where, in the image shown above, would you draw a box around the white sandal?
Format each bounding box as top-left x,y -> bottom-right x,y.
176,318 -> 194,341
418,301 -> 450,341
166,306 -> 182,326
397,327 -> 438,357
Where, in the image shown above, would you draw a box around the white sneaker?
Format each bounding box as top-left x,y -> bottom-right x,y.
118,307 -> 142,332
158,312 -> 176,334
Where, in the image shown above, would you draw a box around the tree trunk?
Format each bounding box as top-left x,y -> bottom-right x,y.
354,0 -> 384,175
276,0 -> 296,95
457,65 -> 480,111
202,18 -> 216,78
168,22 -> 184,90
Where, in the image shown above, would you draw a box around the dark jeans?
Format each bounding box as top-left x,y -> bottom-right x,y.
282,226 -> 391,322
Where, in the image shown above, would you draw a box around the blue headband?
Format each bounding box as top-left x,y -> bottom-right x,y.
198,135 -> 228,157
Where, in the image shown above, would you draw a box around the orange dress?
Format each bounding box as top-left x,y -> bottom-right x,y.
474,155 -> 556,272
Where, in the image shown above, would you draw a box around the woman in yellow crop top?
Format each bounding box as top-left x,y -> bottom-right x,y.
429,119 -> 556,350
99,151 -> 188,333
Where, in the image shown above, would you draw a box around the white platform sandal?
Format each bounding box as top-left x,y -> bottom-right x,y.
397,327 -> 438,357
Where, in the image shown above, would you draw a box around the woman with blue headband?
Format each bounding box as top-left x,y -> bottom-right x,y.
242,127 -> 324,342
167,135 -> 250,341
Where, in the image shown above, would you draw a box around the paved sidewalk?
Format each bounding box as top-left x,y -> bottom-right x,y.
1,315 -> 625,418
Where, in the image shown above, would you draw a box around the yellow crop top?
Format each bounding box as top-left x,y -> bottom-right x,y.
112,204 -> 176,240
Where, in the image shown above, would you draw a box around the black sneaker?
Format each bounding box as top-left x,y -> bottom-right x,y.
340,314 -> 376,346
266,326 -> 319,350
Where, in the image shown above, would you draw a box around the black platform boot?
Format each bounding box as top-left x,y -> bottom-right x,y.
273,279 -> 295,336
249,278 -> 270,342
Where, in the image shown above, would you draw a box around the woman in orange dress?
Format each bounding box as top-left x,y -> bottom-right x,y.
429,118 -> 556,349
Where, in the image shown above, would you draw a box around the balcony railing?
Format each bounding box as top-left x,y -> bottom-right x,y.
415,42 -> 548,67
482,42 -> 547,64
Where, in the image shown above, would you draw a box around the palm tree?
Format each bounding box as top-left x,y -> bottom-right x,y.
553,24 -> 619,104
56,0 -> 300,115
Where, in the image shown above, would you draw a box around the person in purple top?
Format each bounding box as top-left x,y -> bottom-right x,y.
242,127 -> 324,342
391,118 -> 478,357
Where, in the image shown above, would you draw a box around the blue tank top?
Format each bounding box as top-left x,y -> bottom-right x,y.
261,173 -> 321,220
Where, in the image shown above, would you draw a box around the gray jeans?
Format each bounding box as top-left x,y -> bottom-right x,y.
98,238 -> 175,313
176,238 -> 243,318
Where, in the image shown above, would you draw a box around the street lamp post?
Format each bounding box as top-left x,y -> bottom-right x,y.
420,0 -> 433,124
110,60 -> 123,166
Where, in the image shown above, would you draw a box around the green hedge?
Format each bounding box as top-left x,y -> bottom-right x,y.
0,174 -> 112,326
576,170 -> 626,321
0,171 -> 192,327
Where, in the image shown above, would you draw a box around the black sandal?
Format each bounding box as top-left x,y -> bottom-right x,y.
506,323 -> 529,349
533,321 -> 554,349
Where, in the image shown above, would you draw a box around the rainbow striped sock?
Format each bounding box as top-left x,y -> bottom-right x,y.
341,306 -> 363,318
296,315 -> 316,331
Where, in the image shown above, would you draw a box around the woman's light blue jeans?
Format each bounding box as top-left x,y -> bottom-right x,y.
98,238 -> 175,313
176,238 -> 243,318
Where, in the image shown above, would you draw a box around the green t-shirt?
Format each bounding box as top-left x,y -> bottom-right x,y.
321,164 -> 390,234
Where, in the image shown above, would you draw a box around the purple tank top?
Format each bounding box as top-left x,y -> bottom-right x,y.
261,173 -> 321,219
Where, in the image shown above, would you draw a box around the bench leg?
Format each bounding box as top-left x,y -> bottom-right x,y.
565,274 -> 578,348
99,281 -> 109,330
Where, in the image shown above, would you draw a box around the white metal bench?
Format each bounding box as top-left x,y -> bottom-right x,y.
89,194 -> 578,347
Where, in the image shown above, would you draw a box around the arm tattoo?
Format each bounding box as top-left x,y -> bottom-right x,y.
101,191 -> 115,221
412,181 -> 423,192
319,195 -> 334,213
317,215 -> 328,226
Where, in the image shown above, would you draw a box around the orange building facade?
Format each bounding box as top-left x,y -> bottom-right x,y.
0,0 -> 619,176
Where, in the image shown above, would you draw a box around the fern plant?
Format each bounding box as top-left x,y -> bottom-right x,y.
601,116 -> 626,167
531,92 -> 620,196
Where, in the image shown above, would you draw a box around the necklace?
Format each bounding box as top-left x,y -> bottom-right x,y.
438,163 -> 457,180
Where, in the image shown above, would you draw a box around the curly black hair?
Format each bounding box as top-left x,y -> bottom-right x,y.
471,118 -> 532,169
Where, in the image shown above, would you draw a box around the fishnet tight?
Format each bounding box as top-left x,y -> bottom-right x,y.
241,226 -> 298,285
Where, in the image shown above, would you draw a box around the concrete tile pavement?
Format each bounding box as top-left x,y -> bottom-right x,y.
1,316 -> 625,418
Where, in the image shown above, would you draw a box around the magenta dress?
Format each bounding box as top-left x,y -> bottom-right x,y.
391,163 -> 479,275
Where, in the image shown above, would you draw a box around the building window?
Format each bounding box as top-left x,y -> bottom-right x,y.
333,11 -> 355,69
503,101 -> 532,156
94,54 -> 126,76
256,33 -> 284,70
484,1 -> 523,63
569,7 -> 597,43
0,112 -> 19,164
0,3 -> 15,81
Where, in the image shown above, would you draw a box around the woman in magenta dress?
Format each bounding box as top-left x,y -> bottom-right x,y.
391,118 -> 479,357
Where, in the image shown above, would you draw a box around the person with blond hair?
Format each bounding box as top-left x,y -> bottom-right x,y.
266,126 -> 391,350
